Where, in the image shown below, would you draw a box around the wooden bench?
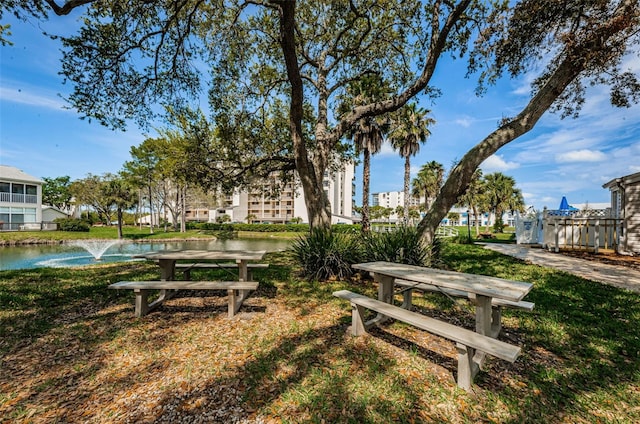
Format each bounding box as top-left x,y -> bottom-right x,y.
333,290 -> 521,390
174,262 -> 269,280
477,232 -> 496,240
109,280 -> 259,318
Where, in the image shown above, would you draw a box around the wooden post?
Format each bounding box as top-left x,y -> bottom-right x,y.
456,343 -> 478,391
594,219 -> 600,254
351,303 -> 367,336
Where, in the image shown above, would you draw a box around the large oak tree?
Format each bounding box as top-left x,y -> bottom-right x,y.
5,0 -> 640,243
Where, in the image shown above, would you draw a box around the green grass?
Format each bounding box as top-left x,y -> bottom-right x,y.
0,226 -> 304,244
1,244 -> 639,422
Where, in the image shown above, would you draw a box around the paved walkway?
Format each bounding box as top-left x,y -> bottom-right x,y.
481,243 -> 640,294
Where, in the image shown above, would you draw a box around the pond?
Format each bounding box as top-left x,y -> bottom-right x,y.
0,238 -> 293,271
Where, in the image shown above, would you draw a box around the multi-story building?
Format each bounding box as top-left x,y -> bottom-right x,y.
0,165 -> 44,230
191,163 -> 356,224
371,191 -> 421,223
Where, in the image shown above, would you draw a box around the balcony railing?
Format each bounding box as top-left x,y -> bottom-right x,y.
0,192 -> 38,204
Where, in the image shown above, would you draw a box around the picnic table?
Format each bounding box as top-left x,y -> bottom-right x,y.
336,261 -> 534,389
109,249 -> 266,317
133,249 -> 267,281
351,261 -> 532,338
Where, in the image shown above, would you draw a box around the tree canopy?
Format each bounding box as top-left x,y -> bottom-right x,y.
4,0 -> 640,241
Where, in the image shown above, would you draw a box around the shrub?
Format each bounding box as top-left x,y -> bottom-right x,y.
290,228 -> 364,281
55,218 -> 91,232
363,226 -> 441,267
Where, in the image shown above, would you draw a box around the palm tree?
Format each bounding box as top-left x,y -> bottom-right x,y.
483,172 -> 525,232
342,75 -> 391,233
412,161 -> 445,213
352,117 -> 387,232
457,168 -> 486,237
389,103 -> 435,225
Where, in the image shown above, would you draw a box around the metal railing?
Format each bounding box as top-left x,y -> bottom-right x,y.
0,193 -> 38,204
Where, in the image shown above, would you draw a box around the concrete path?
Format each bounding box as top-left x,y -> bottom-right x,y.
481,243 -> 640,294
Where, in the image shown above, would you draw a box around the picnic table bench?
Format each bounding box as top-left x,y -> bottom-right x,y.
477,232 -> 496,240
339,261 -> 533,389
108,280 -> 259,318
334,290 -> 520,390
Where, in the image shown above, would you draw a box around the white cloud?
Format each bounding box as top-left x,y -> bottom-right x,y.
480,154 -> 519,172
455,117 -> 473,128
377,140 -> 397,157
555,149 -> 606,163
0,85 -> 67,110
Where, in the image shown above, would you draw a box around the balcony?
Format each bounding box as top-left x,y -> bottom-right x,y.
0,192 -> 38,204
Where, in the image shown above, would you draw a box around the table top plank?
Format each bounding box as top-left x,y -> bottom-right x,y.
352,261 -> 532,302
133,250 -> 267,261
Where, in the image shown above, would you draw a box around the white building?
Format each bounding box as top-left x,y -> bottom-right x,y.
371,191 -> 421,223
0,165 -> 44,230
187,163 -> 357,225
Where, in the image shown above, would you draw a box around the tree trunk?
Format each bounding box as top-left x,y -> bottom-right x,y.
403,155 -> 410,226
117,208 -> 124,239
361,148 -> 371,233
147,182 -> 154,234
417,38 -> 608,245
278,0 -> 332,231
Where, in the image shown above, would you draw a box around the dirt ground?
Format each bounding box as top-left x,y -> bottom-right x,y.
558,249 -> 640,271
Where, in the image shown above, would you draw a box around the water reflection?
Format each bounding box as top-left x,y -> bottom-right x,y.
0,238 -> 292,271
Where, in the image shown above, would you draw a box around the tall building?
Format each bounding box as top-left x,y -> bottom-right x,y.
195,163 -> 356,224
371,191 -> 420,223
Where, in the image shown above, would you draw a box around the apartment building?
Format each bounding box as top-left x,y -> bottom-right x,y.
0,165 -> 44,230
371,191 -> 421,223
194,163 -> 356,224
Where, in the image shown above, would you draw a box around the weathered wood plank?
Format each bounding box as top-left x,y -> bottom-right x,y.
109,280 -> 259,291
352,261 -> 532,302
333,290 -> 520,363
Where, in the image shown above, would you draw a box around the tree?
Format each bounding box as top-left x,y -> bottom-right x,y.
417,0 -> 640,244
483,173 -> 524,232
352,117 -> 387,233
7,1 -> 640,242
105,174 -> 137,239
124,139 -> 165,233
389,103 -> 434,225
457,169 -> 486,237
42,176 -> 73,211
70,174 -> 117,225
412,161 -> 445,212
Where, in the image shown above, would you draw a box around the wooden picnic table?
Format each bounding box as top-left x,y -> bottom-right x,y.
133,249 -> 267,281
351,261 -> 533,338
113,249 -> 268,317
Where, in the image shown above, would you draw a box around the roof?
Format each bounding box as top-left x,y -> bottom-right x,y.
0,165 -> 43,184
602,171 -> 640,189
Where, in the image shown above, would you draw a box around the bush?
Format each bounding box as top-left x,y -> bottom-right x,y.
363,226 -> 437,266
55,218 -> 91,232
290,228 -> 364,281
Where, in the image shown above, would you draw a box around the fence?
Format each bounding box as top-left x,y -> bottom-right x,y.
542,209 -> 622,253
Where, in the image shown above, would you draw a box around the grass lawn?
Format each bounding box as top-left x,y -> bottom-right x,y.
0,227 -> 303,245
1,243 -> 639,423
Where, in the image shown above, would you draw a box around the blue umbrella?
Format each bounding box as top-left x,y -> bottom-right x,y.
559,196 -> 570,210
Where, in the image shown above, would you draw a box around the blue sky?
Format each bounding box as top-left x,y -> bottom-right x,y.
2,13 -> 639,212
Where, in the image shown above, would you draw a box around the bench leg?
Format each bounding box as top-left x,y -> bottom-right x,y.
490,306 -> 502,338
365,275 -> 394,327
228,289 -> 252,317
350,303 -> 367,336
456,343 -> 479,391
134,289 -> 150,317
401,288 -> 413,310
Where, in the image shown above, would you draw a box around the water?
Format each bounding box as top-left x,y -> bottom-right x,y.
0,238 -> 292,271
